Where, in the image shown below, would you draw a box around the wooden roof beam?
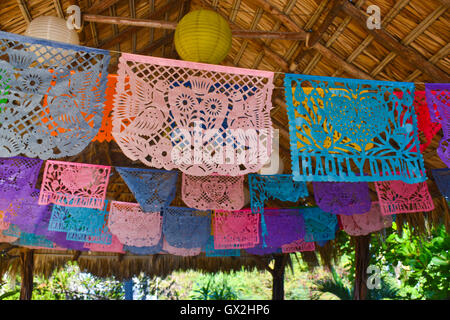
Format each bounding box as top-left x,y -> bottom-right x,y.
53,0 -> 65,18
97,0 -> 180,49
16,0 -> 32,24
87,0 -> 122,15
341,0 -> 450,82
247,0 -> 373,79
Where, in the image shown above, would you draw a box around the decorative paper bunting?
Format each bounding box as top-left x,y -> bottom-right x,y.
340,202 -> 392,236
112,53 -> 274,176
2,224 -> 21,237
432,168 -> 449,200
281,239 -> 316,253
2,189 -> 51,234
246,244 -> 281,255
0,30 -> 110,159
374,180 -> 434,215
312,182 -> 372,215
213,209 -> 260,249
108,201 -> 162,247
39,160 -> 111,209
12,231 -> 55,248
116,167 -> 178,212
425,83 -> 449,167
92,74 -> 118,143
182,174 -> 244,211
0,232 -> 18,243
205,236 -> 240,257
162,238 -> 202,256
162,207 -> 211,249
284,74 -> 425,183
0,157 -> 42,198
124,239 -> 163,255
248,174 -> 308,213
301,207 -> 338,242
395,90 -> 441,153
84,234 -> 125,253
49,201 -> 112,245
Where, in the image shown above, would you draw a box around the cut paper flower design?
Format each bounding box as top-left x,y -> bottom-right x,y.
374,180 -> 435,215
112,54 -> 274,176
0,31 -> 110,159
182,174 -> 244,210
284,74 -> 425,183
340,202 -> 393,236
301,207 -> 338,242
39,160 -> 111,209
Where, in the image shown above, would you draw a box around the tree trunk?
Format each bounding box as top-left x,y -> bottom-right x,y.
271,254 -> 288,300
353,235 -> 371,300
19,249 -> 34,300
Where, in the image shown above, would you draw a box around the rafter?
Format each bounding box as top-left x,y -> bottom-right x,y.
341,0 -> 450,82
52,0 -> 64,18
87,0 -> 122,15
16,0 -> 32,24
306,0 -> 344,48
246,0 -> 373,79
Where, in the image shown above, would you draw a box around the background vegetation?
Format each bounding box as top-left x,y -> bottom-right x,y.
1,223 -> 448,300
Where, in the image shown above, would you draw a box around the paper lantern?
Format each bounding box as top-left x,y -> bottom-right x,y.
25,16 -> 79,45
174,10 -> 231,64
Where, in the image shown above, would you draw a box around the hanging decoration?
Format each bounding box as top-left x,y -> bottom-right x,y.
84,234 -> 125,253
0,156 -> 42,198
38,160 -> 111,209
395,90 -> 441,153
374,180 -> 435,215
0,232 -> 18,243
312,182 -> 372,215
213,209 -> 260,249
248,174 -> 308,213
302,207 -> 338,242
284,74 -> 425,183
92,74 -> 118,143
162,207 -> 211,249
12,231 -> 56,248
0,31 -> 110,159
48,201 -> 112,245
181,174 -> 244,210
425,83 -> 449,167
115,167 -> 178,212
2,189 -> 51,234
108,201 -> 162,247
162,238 -> 202,256
124,240 -> 163,255
112,53 -> 274,176
174,9 -> 232,65
281,239 -> 316,253
205,235 -> 240,257
247,208 -> 305,254
340,202 -> 393,236
432,168 -> 449,200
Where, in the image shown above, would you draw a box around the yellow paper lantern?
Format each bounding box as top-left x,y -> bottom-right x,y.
174,10 -> 232,64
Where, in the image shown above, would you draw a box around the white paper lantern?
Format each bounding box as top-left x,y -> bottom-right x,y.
25,16 -> 79,45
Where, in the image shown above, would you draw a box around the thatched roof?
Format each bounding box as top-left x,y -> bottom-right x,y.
0,0 -> 449,279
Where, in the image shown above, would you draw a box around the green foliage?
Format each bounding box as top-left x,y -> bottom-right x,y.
190,273 -> 240,300
370,223 -> 450,300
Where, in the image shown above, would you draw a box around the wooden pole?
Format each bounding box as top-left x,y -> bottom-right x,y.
82,14 -> 307,40
19,249 -> 34,300
353,235 -> 371,300
266,254 -> 288,300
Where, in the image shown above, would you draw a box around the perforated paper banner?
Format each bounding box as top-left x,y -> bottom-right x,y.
0,156 -> 42,198
248,174 -> 308,213
49,201 -> 112,245
162,238 -> 201,256
108,201 -> 162,247
340,202 -> 392,236
395,90 -> 441,153
284,74 -> 425,183
92,74 -> 118,142
301,207 -> 338,242
116,167 -> 178,212
205,235 -> 240,257
281,239 -> 315,253
182,174 -> 244,210
112,53 -> 274,176
162,207 -> 211,249
84,234 -> 124,253
432,168 -> 449,200
214,209 -> 260,249
39,160 -> 111,209
312,182 -> 372,215
425,83 -> 449,167
124,239 -> 163,255
0,30 -> 110,159
374,180 -> 435,215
